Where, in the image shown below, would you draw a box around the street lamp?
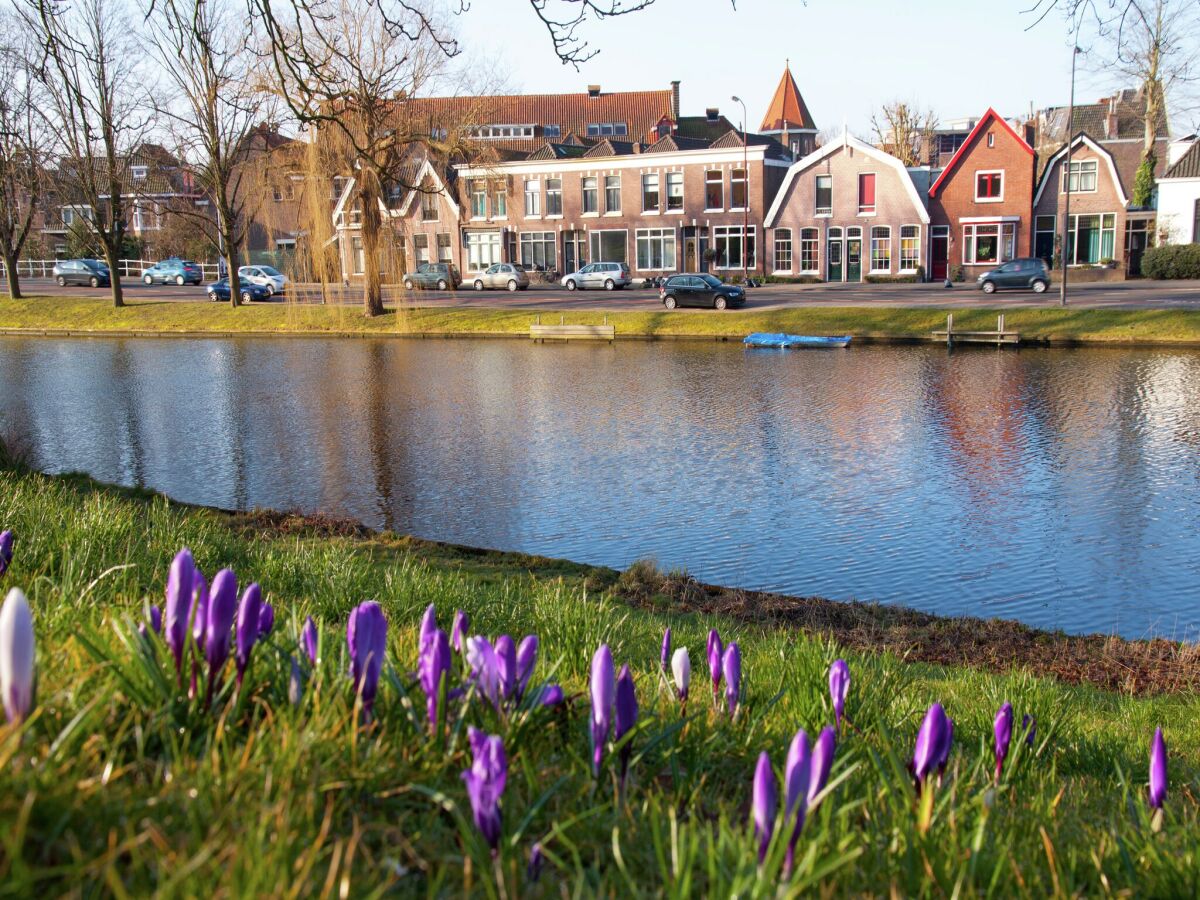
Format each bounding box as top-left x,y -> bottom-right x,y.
731,95 -> 749,283
1059,37 -> 1084,307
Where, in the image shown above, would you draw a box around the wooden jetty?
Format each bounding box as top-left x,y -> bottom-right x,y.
932,313 -> 1020,347
530,315 -> 615,342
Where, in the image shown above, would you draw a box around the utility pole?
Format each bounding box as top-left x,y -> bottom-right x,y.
732,95 -> 749,283
1059,38 -> 1084,307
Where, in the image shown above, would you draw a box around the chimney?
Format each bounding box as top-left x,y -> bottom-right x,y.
1106,96 -> 1118,139
670,81 -> 680,120
587,84 -> 601,98
705,107 -> 720,123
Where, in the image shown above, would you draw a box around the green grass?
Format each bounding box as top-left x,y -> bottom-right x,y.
0,459 -> 1197,896
9,295 -> 1200,344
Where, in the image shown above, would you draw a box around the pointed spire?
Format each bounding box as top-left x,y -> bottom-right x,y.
760,64 -> 817,133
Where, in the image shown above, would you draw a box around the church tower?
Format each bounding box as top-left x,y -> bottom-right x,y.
760,62 -> 818,158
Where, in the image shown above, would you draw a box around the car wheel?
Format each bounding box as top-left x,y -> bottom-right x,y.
507,279 -> 518,292
144,274 -> 153,285
57,275 -> 66,286
474,279 -> 484,291
982,281 -> 996,294
208,292 -> 218,302
1032,279 -> 1048,294
436,279 -> 448,290
604,278 -> 615,291
566,279 -> 577,291
241,291 -> 253,303
174,275 -> 184,285
404,278 -> 415,291
664,296 -> 677,310
714,296 -> 728,311
90,276 -> 100,288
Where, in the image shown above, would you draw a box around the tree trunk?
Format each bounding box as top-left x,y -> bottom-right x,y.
225,238 -> 241,308
99,240 -> 124,308
360,182 -> 385,317
2,250 -> 21,299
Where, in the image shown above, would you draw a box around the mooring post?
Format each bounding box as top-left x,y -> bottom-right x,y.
560,314 -> 565,325
998,313 -> 1005,348
946,313 -> 953,349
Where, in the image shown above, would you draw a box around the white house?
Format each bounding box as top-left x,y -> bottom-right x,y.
1158,137 -> 1200,245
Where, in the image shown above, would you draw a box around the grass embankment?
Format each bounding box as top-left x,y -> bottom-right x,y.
9,295 -> 1200,343
1,458 -> 1198,895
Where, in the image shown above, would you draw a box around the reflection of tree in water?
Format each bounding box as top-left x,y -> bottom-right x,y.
108,339 -> 147,488
366,341 -> 397,532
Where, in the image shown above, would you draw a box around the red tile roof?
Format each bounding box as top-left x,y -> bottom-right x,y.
760,65 -> 816,132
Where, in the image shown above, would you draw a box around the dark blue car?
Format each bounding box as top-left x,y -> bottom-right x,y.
206,278 -> 273,303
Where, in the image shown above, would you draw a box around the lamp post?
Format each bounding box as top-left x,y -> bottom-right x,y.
1059,38 -> 1084,307
731,95 -> 749,282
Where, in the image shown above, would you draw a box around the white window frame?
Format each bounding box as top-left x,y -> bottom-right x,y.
899,224 -> 921,273
641,172 -> 661,214
519,230 -> 556,270
730,167 -> 748,212
589,228 -> 628,264
635,227 -> 676,270
413,233 -> 430,264
465,231 -> 502,272
974,169 -> 1005,203
815,174 -> 832,216
524,179 -> 541,217
437,232 -> 453,263
666,172 -> 684,213
545,178 -> 563,218
962,221 -> 1017,265
470,180 -> 487,219
712,225 -> 756,270
604,175 -> 621,214
420,190 -> 439,222
869,225 -> 891,273
799,227 -> 819,274
582,176 -> 599,215
1061,159 -> 1098,194
704,169 -> 723,212
773,227 -> 792,273
351,235 -> 365,275
493,182 -> 507,220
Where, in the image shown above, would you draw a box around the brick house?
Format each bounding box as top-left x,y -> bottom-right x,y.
927,108 -> 1036,281
764,131 -> 930,281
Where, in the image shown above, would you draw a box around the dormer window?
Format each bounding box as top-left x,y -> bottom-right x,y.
586,122 -> 627,137
131,165 -> 148,180
543,124 -> 561,138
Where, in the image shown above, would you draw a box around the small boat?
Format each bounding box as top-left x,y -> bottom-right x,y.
743,332 -> 852,349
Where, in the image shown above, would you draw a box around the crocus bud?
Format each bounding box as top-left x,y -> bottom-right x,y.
751,751 -> 776,864
1149,727 -> 1167,809
0,530 -> 14,576
913,703 -> 951,789
235,583 -> 263,685
288,657 -> 304,706
301,615 -> 318,665
1022,714 -> 1036,747
0,587 -> 35,723
347,601 -> 388,716
450,609 -> 469,653
418,627 -> 451,731
462,727 -> 507,849
783,729 -> 811,868
829,659 -> 849,733
258,603 -> 275,637
723,643 -> 742,716
706,629 -> 723,696
419,604 -> 437,648
516,635 -> 538,700
671,646 -> 691,702
807,726 -> 836,807
538,684 -> 565,707
149,604 -> 162,635
615,663 -> 638,784
191,571 -> 209,648
590,644 -> 615,777
205,568 -> 238,678
495,634 -> 517,700
527,842 -> 545,883
466,636 -> 501,707
164,549 -> 195,675
993,702 -> 1014,780
660,627 -> 671,675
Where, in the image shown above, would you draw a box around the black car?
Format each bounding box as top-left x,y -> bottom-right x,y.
52,258 -> 111,287
206,278 -> 273,303
659,273 -> 746,310
976,258 -> 1050,294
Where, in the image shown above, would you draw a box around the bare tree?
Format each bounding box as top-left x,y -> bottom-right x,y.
871,101 -> 939,167
20,0 -> 150,307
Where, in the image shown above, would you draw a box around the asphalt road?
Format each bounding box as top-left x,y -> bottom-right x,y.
13,276 -> 1200,310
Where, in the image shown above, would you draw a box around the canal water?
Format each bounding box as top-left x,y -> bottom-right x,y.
2,335 -> 1199,640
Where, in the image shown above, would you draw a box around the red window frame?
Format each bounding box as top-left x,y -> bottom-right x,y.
858,173 -> 876,214
976,172 -> 1003,199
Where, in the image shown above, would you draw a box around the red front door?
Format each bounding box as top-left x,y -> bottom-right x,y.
931,227 -> 949,280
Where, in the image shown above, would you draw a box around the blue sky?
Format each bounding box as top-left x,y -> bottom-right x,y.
450,0 -> 1118,135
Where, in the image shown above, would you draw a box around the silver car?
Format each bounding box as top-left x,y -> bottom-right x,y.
561,261 -> 632,291
471,263 -> 530,292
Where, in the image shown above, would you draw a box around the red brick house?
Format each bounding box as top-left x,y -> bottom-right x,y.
764,131 -> 930,281
927,108 -> 1036,280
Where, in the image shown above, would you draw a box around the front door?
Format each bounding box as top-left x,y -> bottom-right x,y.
828,240 -> 843,282
1126,226 -> 1148,277
685,238 -> 697,272
931,228 -> 949,280
563,238 -> 576,275
846,239 -> 863,282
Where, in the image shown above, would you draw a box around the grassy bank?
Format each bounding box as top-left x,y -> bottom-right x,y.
9,295 -> 1200,344
0,459 -> 1197,895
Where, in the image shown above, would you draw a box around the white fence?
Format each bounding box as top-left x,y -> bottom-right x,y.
2,259 -> 224,281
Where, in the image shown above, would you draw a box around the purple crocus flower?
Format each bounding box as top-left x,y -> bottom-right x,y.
706,629 -> 723,698
0,587 -> 35,724
204,568 -> 238,687
258,603 -> 275,637
418,627 -> 451,731
0,530 -> 14,576
723,643 -> 742,716
347,601 -> 388,716
783,729 -> 811,870
938,718 -> 955,779
450,609 -> 469,654
164,549 -> 195,676
466,636 -> 501,706
1149,727 -> 1167,809
148,604 -> 162,635
528,842 -> 545,882
615,663 -> 638,784
993,702 -> 1014,781
660,627 -> 671,675
912,702 -> 951,789
807,726 -> 836,807
515,635 -> 538,700
189,571 -> 209,699
751,751 -> 776,864
495,634 -> 517,700
590,644 -> 615,777
671,647 -> 690,702
1022,714 -> 1037,747
301,615 -> 318,665
235,583 -> 263,685
462,726 -> 507,850
419,604 -> 437,648
829,659 -> 849,733
537,684 -> 565,707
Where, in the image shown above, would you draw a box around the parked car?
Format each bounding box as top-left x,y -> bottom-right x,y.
52,258 -> 110,288
471,263 -> 530,292
659,273 -> 746,310
238,264 -> 288,296
976,258 -> 1050,294
143,259 -> 203,286
561,262 -> 632,291
403,262 -> 460,291
206,278 -> 273,303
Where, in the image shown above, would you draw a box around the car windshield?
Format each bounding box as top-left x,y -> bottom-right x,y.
259,266 -> 281,277
699,274 -> 723,287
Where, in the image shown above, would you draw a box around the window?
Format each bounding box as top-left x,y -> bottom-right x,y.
815,175 -> 832,215
492,182 -> 507,219
519,231 -> 556,270
351,236 -> 365,275
543,124 -> 561,138
731,168 -> 747,210
466,231 -> 502,270
586,122 -> 628,137
1065,213 -> 1117,264
773,228 -> 792,272
273,180 -> 295,202
1101,213 -> 1115,260
421,190 -> 439,222
870,226 -> 891,272
524,179 -> 540,216
473,124 -> 536,139
413,233 -> 430,264
131,165 -> 148,180
604,175 -> 621,213
1035,214 -> 1057,265
938,133 -> 966,156
641,173 -> 660,213
987,132 -> 995,148
800,228 -> 819,273
573,176 -> 595,215
858,174 -> 876,214
963,222 -> 1017,264
975,171 -> 1003,201
437,232 -> 453,262
132,201 -> 161,231
636,227 -> 676,269
589,229 -> 627,263
546,178 -> 563,216
899,225 -> 921,273
470,180 -> 487,218
1194,199 -> 1200,242
705,169 -> 723,210
666,172 -> 683,211
1061,159 -> 1098,193
712,225 -> 755,269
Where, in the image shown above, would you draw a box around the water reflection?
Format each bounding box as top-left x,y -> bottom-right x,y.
2,335 -> 1200,640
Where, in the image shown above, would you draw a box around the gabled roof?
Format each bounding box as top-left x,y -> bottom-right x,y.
1033,134 -> 1128,207
764,129 -> 930,227
526,141 -> 591,160
643,134 -> 711,154
709,129 -> 792,161
760,64 -> 816,132
1164,140 -> 1200,179
927,108 -> 1033,198
581,139 -> 641,158
394,159 -> 461,219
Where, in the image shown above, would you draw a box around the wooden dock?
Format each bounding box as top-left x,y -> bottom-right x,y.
530,316 -> 615,342
932,313 -> 1020,347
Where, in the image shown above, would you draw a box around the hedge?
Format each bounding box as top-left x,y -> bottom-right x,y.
1142,244 -> 1200,280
